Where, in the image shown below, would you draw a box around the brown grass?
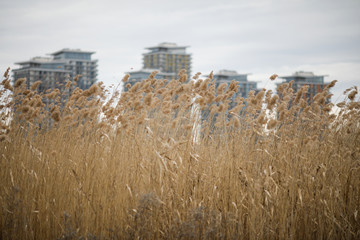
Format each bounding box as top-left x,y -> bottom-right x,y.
0,68 -> 359,239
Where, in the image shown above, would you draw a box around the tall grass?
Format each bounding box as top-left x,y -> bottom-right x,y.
1,68 -> 359,239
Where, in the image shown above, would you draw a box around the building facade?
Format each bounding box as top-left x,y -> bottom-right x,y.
123,69 -> 172,91
125,43 -> 191,91
199,70 -> 258,123
277,71 -> 329,103
13,49 -> 98,91
143,42 -> 191,78
213,70 -> 258,98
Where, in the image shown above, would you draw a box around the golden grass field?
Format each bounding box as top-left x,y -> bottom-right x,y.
0,68 -> 359,239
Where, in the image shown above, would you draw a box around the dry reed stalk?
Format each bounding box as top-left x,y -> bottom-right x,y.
0,69 -> 359,240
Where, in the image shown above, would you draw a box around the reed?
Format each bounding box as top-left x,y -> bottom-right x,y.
0,68 -> 359,239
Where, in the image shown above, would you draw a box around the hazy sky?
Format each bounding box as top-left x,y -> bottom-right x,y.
1,0 -> 359,102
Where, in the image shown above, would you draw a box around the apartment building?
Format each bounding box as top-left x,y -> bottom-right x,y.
13,49 -> 98,91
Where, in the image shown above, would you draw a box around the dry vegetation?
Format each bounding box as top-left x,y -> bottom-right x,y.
0,68 -> 359,239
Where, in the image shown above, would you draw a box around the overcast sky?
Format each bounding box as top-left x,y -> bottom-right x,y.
1,0 -> 359,102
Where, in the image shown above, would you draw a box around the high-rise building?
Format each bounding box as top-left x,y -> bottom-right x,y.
143,42 -> 191,78
13,49 -> 98,91
125,43 -> 191,91
277,71 -> 329,103
213,70 -> 258,98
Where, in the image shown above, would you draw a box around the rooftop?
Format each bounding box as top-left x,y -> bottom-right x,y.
127,68 -> 176,76
214,70 -> 248,76
49,48 -> 95,56
15,57 -> 63,65
281,71 -> 328,78
146,42 -> 189,50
